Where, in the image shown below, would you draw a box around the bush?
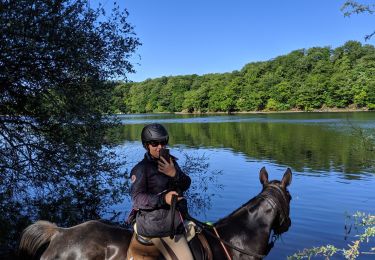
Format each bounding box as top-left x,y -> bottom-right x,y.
288,212 -> 375,259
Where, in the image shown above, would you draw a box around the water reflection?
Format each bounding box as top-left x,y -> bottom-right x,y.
116,112 -> 374,128
110,112 -> 375,175
2,112 -> 374,258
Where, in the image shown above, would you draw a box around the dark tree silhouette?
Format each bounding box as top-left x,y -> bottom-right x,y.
0,0 -> 140,256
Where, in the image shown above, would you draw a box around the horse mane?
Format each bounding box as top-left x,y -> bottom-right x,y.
215,195 -> 262,226
19,220 -> 59,257
215,180 -> 286,227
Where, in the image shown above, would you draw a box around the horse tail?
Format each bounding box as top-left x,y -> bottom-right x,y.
19,220 -> 60,257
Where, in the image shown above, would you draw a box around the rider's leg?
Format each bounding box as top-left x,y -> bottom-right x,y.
126,233 -> 160,260
151,234 -> 194,260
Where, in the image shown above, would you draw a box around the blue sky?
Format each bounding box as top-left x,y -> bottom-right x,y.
95,0 -> 374,82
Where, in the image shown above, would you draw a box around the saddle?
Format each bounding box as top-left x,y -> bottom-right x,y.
126,221 -> 213,260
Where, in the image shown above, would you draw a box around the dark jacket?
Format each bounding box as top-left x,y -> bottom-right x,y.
130,152 -> 191,237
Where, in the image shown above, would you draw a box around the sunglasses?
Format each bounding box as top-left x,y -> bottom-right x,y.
148,141 -> 167,147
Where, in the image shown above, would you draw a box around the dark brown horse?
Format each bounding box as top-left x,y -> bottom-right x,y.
19,167 -> 292,259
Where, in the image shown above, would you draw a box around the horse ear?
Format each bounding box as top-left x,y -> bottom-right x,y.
281,168 -> 292,188
259,167 -> 269,185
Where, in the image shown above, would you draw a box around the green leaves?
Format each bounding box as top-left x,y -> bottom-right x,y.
0,0 -> 139,252
289,212 -> 375,259
115,41 -> 375,113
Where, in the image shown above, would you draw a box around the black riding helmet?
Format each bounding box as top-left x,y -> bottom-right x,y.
141,123 -> 169,148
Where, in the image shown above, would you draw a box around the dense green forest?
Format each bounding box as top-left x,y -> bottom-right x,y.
110,41 -> 375,113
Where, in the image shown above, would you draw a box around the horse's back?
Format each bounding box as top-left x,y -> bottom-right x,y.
45,220 -> 132,259
20,220 -> 133,260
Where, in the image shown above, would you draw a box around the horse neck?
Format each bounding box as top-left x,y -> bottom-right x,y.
214,195 -> 278,248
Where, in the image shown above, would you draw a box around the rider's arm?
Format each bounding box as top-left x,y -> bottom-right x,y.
130,165 -> 165,210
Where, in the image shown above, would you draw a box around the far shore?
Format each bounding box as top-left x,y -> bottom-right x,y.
176,107 -> 372,115
114,107 -> 373,115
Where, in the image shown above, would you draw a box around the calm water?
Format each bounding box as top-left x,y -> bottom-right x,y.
113,112 -> 375,259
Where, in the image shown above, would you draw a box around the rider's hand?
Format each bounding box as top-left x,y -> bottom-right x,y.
164,191 -> 183,205
158,156 -> 176,177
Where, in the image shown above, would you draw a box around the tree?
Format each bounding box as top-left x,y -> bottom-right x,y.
0,0 -> 140,253
117,41 -> 374,113
342,1 -> 375,40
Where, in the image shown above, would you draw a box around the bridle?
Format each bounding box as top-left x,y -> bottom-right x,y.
259,183 -> 291,235
177,183 -> 291,259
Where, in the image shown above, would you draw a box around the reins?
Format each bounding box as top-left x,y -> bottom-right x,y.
169,195 -> 264,258
172,183 -> 290,259
184,214 -> 266,259
169,195 -> 177,239
210,225 -> 232,260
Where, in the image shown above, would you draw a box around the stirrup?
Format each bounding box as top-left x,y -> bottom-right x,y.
133,223 -> 154,246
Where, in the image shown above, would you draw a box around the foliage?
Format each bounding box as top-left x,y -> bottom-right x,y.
112,41 -> 375,113
180,152 -> 223,215
341,1 -> 375,40
288,212 -> 375,259
0,0 -> 140,255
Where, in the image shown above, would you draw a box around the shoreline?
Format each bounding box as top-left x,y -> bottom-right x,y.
114,108 -> 374,115
174,107 -> 372,115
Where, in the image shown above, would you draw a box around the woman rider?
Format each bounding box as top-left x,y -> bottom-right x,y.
129,123 -> 194,260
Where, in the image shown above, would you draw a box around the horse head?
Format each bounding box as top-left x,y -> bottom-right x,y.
199,167 -> 293,259
259,167 -> 292,235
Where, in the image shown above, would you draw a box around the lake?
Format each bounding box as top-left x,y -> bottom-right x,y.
113,112 -> 375,259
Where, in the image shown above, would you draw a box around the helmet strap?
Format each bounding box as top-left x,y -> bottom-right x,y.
144,143 -> 149,152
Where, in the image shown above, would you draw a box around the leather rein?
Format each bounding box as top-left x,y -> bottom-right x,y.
173,183 -> 290,259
